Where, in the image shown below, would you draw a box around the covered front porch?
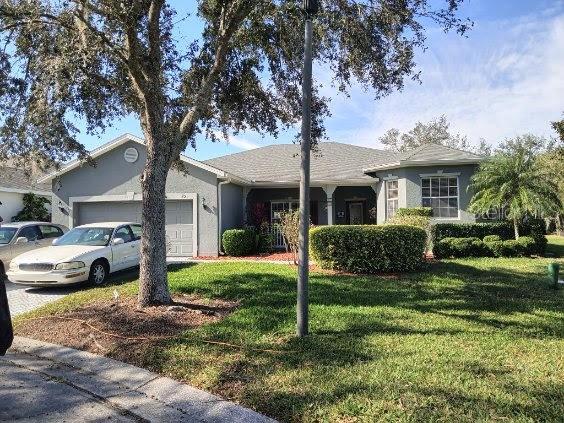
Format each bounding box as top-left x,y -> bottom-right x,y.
244,185 -> 377,248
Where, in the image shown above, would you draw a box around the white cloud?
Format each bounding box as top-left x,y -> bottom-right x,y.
321,10 -> 564,149
211,131 -> 259,150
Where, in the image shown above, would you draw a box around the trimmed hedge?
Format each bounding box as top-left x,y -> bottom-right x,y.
432,222 -> 514,244
434,237 -> 489,258
310,225 -> 427,273
397,207 -> 433,218
436,235 -> 540,259
517,236 -> 537,256
432,219 -> 547,255
483,235 -> 502,243
222,229 -> 256,256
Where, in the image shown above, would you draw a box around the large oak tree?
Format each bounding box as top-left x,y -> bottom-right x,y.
0,0 -> 471,306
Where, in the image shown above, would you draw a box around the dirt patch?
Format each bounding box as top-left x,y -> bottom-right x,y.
15,294 -> 238,366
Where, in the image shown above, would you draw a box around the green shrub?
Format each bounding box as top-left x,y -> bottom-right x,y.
222,229 -> 256,256
397,207 -> 433,217
483,234 -> 502,243
432,222 -> 514,245
387,213 -> 431,252
520,218 -> 547,255
12,193 -> 51,222
432,220 -> 547,256
257,231 -> 275,254
500,239 -> 524,257
485,240 -> 505,257
517,236 -> 536,256
434,237 -> 489,258
310,225 -> 427,273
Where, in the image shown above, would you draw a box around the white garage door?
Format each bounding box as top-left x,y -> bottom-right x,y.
77,200 -> 194,257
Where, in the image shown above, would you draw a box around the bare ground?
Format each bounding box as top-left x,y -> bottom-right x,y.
15,294 -> 238,367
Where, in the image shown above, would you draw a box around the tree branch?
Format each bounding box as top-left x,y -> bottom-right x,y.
177,1 -> 254,144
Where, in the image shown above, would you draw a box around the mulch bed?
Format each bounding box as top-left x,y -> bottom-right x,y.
196,252 -> 296,262
15,294 -> 238,366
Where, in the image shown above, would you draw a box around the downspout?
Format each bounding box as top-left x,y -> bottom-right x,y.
217,179 -> 232,255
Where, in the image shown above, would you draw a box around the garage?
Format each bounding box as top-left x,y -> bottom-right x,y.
76,199 -> 195,257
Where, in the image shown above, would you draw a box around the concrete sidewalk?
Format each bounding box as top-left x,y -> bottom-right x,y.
1,337 -> 276,422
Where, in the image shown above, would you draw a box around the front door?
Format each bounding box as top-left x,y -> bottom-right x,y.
271,201 -> 299,248
347,202 -> 364,225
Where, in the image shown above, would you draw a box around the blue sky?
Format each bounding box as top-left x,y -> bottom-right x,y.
77,0 -> 564,160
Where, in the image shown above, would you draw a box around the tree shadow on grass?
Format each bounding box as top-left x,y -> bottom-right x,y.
73,260 -> 564,422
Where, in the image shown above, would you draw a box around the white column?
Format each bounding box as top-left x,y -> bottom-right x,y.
322,185 -> 337,225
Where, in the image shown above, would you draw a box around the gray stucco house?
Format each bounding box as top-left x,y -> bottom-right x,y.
40,134 -> 484,257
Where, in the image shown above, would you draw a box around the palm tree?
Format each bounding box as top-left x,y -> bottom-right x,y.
469,142 -> 561,239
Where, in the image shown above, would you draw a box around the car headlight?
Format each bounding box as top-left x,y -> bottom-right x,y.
54,261 -> 85,270
9,262 -> 18,271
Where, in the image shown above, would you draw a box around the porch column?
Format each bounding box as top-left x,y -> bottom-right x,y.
242,186 -> 250,224
322,184 -> 337,225
369,181 -> 379,224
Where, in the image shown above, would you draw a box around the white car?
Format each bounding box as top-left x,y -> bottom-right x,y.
7,222 -> 141,287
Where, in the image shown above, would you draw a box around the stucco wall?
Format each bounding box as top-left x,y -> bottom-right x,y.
371,164 -> 478,223
220,183 -> 243,233
51,140 -> 219,255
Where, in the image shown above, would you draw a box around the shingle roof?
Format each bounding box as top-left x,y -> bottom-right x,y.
399,143 -> 484,162
205,142 -> 483,182
0,166 -> 51,193
363,143 -> 484,172
205,142 -> 399,183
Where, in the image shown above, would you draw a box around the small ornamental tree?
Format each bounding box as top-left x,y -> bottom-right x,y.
12,193 -> 50,222
0,1 -> 471,307
279,210 -> 301,265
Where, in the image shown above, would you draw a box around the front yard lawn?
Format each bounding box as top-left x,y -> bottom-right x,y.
15,252 -> 564,422
547,234 -> 564,257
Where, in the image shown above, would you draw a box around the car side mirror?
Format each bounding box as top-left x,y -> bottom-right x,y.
111,237 -> 125,246
15,237 -> 28,245
51,238 -> 60,245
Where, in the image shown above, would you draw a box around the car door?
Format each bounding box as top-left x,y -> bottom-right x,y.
110,226 -> 135,271
10,225 -> 43,260
38,225 -> 65,246
128,224 -> 142,266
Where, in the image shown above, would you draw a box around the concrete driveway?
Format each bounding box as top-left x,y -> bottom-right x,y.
4,268 -> 140,316
5,280 -> 79,316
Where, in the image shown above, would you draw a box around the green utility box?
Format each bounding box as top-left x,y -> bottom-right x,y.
548,263 -> 560,289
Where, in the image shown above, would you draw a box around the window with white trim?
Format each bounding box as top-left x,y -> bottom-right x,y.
421,176 -> 459,218
386,180 -> 399,220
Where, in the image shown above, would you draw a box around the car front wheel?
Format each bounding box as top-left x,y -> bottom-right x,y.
88,261 -> 107,286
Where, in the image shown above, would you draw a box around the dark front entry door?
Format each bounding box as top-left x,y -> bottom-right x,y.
347,201 -> 364,225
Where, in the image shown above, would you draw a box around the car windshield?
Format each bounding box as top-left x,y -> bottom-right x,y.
0,227 -> 17,245
55,227 -> 114,246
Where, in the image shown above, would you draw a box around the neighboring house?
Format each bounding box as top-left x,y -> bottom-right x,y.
0,166 -> 52,223
40,133 -> 484,257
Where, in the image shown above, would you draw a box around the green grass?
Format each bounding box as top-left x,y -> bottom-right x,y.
546,235 -> 564,257
16,249 -> 564,422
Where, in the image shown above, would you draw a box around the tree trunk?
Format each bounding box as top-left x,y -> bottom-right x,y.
556,213 -> 563,236
138,140 -> 171,307
513,216 -> 520,239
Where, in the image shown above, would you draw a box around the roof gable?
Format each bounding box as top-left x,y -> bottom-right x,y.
39,134 -> 228,183
363,143 -> 484,173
